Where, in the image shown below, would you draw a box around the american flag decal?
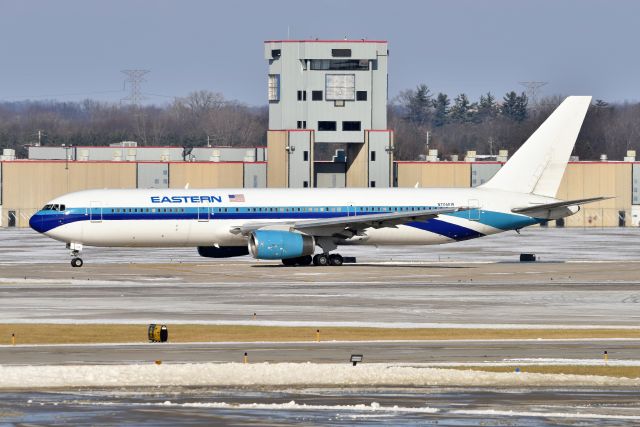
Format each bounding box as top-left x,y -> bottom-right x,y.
228,194 -> 245,202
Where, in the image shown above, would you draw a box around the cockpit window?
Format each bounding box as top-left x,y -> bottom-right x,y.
41,204 -> 66,211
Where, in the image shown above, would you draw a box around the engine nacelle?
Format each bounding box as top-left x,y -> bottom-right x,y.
197,246 -> 249,258
248,230 -> 315,260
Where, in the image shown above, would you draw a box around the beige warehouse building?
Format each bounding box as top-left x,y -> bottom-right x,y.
2,154 -> 639,228
0,159 -> 257,228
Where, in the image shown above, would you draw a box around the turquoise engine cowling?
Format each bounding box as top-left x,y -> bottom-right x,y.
248,230 -> 315,260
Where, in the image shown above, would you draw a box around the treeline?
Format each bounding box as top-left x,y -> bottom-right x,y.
0,88 -> 638,160
0,91 -> 267,157
390,85 -> 640,160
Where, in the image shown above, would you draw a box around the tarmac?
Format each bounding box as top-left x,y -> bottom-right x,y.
1,255 -> 640,327
1,339 -> 639,365
2,227 -> 640,424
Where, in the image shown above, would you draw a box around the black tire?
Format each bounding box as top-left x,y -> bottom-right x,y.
329,254 -> 343,266
71,258 -> 83,268
313,254 -> 329,266
298,255 -> 313,266
282,258 -> 296,266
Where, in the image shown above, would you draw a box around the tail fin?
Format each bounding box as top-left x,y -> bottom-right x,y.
481,96 -> 592,197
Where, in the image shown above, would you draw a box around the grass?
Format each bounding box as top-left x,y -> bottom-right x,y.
444,365 -> 640,379
1,324 -> 639,345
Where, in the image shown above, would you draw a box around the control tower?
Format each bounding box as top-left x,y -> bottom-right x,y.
265,39 -> 393,188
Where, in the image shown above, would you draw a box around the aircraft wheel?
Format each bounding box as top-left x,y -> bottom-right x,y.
71,258 -> 83,268
281,258 -> 296,266
329,254 -> 343,266
313,254 -> 329,266
298,255 -> 313,266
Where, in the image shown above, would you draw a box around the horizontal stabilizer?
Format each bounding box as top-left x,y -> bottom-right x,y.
512,196 -> 613,215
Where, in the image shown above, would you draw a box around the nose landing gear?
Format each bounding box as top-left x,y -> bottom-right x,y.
67,242 -> 84,268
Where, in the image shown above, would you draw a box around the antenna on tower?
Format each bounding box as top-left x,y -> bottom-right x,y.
518,81 -> 547,108
121,70 -> 150,106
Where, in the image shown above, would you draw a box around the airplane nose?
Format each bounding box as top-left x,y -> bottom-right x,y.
29,212 -> 46,233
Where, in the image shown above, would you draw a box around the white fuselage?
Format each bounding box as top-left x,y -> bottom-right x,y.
30,187 -> 551,248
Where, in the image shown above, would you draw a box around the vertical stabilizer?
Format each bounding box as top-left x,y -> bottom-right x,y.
481,96 -> 591,197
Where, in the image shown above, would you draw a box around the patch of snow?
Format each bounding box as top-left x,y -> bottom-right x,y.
1,362 -> 638,389
451,409 -> 640,421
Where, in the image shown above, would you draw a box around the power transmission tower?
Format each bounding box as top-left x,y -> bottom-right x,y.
518,81 -> 547,108
121,70 -> 150,106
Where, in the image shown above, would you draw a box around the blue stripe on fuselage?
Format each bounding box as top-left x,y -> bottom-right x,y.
449,209 -> 541,230
29,206 -> 542,238
406,219 -> 484,241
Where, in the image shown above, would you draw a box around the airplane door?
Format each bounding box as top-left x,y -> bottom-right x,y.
89,201 -> 103,223
468,199 -> 480,221
197,205 -> 210,222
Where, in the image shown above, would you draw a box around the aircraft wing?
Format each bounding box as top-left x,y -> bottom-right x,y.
511,196 -> 613,215
230,206 -> 468,237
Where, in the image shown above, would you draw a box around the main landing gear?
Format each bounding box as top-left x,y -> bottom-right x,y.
312,253 -> 343,266
67,242 -> 84,268
281,253 -> 344,267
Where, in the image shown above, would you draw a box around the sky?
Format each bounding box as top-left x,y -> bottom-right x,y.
0,0 -> 639,106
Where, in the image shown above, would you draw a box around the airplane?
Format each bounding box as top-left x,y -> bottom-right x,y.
30,96 -> 608,268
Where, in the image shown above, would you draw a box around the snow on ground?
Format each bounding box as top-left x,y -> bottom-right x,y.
1,362 -> 638,389
405,358 -> 640,367
78,401 -> 640,421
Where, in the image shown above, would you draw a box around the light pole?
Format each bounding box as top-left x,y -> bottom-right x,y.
63,145 -> 72,170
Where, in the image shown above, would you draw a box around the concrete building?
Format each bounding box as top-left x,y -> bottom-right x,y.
264,40 -> 393,188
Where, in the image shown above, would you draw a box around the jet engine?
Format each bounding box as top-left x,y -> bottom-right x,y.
248,230 -> 315,260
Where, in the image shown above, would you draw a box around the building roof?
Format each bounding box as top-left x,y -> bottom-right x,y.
264,39 -> 387,44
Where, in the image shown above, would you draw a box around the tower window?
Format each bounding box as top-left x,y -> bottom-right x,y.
318,121 -> 337,131
312,90 -> 323,101
342,121 -> 361,131
356,91 -> 367,101
331,48 -> 352,57
297,90 -> 307,101
303,151 -> 309,161
271,49 -> 281,59
371,151 -> 376,161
